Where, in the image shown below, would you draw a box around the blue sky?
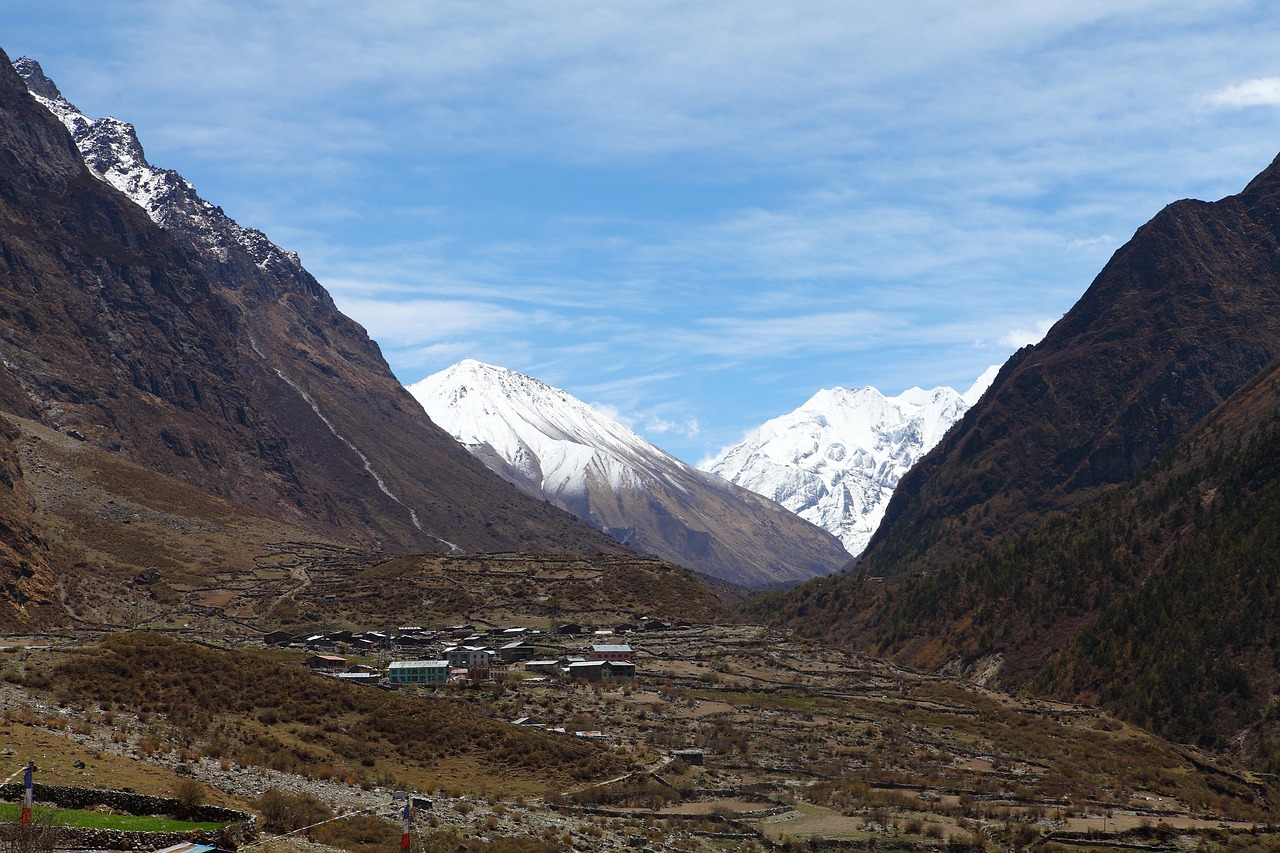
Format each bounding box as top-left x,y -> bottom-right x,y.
7,1 -> 1280,464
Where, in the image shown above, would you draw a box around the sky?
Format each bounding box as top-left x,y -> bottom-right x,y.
6,1 -> 1280,465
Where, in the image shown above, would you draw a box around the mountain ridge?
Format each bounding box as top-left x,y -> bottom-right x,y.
849,153 -> 1280,579
748,152 -> 1280,767
409,359 -> 852,587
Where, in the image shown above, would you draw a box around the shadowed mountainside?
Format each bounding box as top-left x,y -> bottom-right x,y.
749,153 -> 1280,766
0,47 -> 628,626
859,151 -> 1280,578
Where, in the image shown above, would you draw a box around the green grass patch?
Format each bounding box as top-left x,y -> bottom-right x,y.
0,803 -> 225,832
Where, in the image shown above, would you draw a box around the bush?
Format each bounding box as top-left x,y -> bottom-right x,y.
255,788 -> 331,834
172,777 -> 206,817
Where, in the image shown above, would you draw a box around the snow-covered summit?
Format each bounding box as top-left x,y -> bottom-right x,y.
14,57 -> 304,276
409,360 -> 851,587
410,359 -> 681,499
702,366 -> 999,557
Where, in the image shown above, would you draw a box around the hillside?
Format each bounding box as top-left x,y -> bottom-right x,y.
0,417 -> 56,625
1033,357 -> 1280,759
810,353 -> 1280,766
0,48 -> 629,625
851,152 -> 1280,578
410,360 -> 850,586
750,151 -> 1280,764
754,323 -> 1280,769
0,411 -> 731,632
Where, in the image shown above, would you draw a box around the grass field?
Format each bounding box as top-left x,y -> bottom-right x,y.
0,802 -> 225,831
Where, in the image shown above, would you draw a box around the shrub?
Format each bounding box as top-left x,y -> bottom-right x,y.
172,777 -> 206,817
255,788 -> 331,834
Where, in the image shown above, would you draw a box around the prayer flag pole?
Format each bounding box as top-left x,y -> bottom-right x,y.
20,761 -> 33,827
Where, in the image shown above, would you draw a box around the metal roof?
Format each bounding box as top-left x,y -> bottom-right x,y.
388,660 -> 449,669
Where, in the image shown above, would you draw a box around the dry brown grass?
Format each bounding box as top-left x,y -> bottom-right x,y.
27,633 -> 623,795
0,719 -> 240,807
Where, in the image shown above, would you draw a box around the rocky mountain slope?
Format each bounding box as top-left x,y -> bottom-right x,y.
0,408 -> 730,633
0,417 -> 56,625
409,359 -> 851,586
848,152 -> 1280,578
1029,354 -> 1280,758
783,350 -> 1280,766
702,368 -> 996,556
0,50 -> 626,591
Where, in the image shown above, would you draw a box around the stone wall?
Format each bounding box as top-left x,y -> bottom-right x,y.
0,782 -> 255,850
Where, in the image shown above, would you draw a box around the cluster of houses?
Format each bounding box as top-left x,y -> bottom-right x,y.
272,621 -> 664,687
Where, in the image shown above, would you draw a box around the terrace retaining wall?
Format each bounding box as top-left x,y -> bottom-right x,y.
0,782 -> 255,850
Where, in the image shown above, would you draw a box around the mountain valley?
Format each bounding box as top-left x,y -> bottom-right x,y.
754,151 -> 1280,777
8,38 -> 1280,853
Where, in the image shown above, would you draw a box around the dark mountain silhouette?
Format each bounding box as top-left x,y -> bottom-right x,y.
860,151 -> 1280,578
745,151 -> 1280,764
807,351 -> 1280,768
1028,354 -> 1280,762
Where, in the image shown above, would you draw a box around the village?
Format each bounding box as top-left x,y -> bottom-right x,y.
286,620 -> 662,689
5,546 -> 1280,851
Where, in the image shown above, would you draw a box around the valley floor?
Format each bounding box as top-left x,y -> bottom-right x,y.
2,622 -> 1278,852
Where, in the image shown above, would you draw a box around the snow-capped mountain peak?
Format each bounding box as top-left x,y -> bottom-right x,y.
409,360 -> 852,586
962,364 -> 1001,407
14,57 -> 307,277
411,359 -> 676,498
702,367 -> 999,557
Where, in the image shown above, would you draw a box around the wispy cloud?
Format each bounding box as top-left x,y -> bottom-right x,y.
1068,235 -> 1118,252
11,0 -> 1280,463
644,416 -> 700,438
1205,78 -> 1280,108
1000,319 -> 1059,348
674,311 -> 899,359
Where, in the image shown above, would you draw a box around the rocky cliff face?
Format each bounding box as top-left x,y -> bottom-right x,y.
0,49 -> 625,580
0,417 -> 56,624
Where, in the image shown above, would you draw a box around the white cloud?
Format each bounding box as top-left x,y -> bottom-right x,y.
644,417 -> 701,438
1000,319 -> 1057,348
587,401 -> 635,429
673,311 -> 900,359
331,296 -> 562,348
1205,78 -> 1280,108
1068,235 -> 1117,252
12,0 -> 1279,468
